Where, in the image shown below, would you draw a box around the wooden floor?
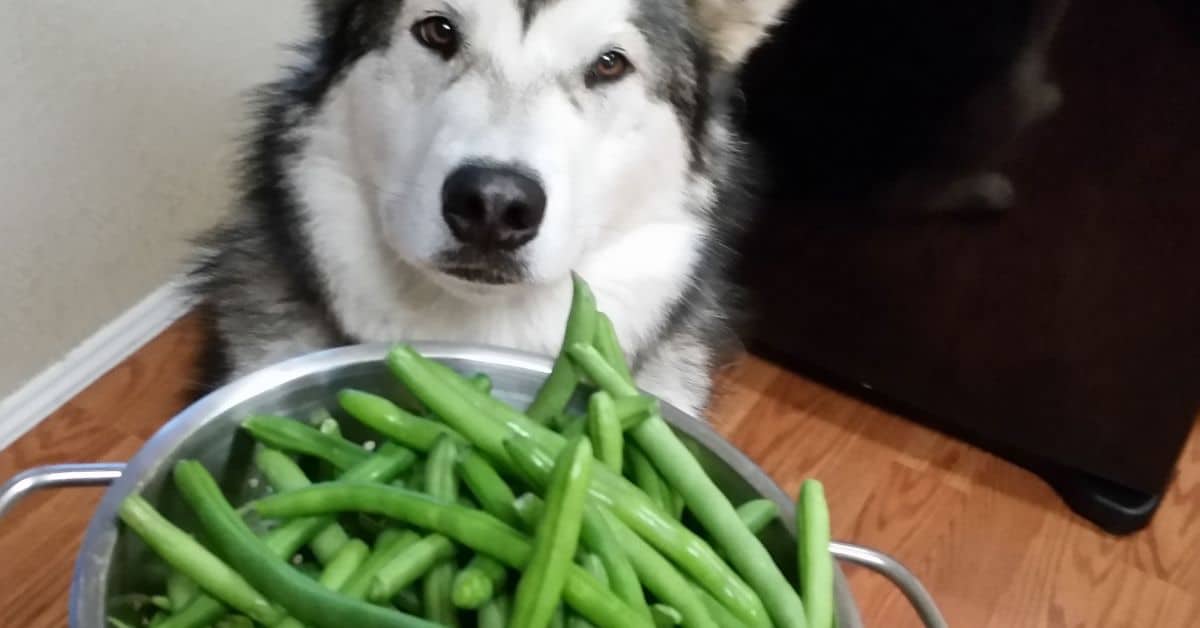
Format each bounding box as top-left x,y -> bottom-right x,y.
1,314 -> 1197,627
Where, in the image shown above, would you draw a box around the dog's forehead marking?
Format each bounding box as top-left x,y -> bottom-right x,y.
442,0 -> 639,86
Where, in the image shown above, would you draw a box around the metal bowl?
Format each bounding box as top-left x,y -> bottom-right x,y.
0,343 -> 946,627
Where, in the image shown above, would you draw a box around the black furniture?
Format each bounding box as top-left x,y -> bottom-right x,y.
735,0 -> 1200,533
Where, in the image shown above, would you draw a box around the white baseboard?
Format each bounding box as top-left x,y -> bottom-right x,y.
0,277 -> 194,451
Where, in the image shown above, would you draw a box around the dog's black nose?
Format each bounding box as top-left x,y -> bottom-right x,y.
442,164 -> 546,251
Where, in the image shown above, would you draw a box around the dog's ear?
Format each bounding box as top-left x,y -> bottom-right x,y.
691,0 -> 795,67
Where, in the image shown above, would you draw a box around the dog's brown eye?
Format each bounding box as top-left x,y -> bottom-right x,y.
412,16 -> 459,58
587,50 -> 632,86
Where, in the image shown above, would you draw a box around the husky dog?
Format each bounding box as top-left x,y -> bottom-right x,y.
189,0 -> 794,416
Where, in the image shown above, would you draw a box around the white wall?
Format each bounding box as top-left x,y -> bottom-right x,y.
0,2 -> 309,397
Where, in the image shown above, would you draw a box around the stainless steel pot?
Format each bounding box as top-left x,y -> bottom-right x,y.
0,343 -> 947,627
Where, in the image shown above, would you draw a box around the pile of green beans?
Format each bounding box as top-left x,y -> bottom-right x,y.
113,274 -> 837,628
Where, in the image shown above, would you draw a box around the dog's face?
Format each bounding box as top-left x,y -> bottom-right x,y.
294,0 -> 789,292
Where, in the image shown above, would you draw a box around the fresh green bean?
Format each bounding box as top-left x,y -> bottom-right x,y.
388,346 -> 763,626
526,274 -> 598,422
318,417 -> 342,437
173,461 -> 438,628
613,396 -> 658,431
342,530 -> 422,601
630,415 -> 807,628
579,509 -> 648,620
339,389 -> 463,452
423,436 -> 461,626
565,344 -> 636,400
165,572 -> 197,612
118,495 -> 287,626
254,484 -> 652,628
736,499 -> 780,536
566,554 -> 607,628
478,594 -> 510,628
395,588 -> 423,615
457,449 -> 520,526
650,604 -> 682,627
371,534 -> 457,603
587,392 -> 622,473
593,312 -> 634,384
550,606 -> 566,628
160,444 -> 415,628
510,438 -> 594,628
603,510 -> 716,628
469,373 -> 493,394
562,415 -> 587,440
254,448 -> 350,563
505,448 -> 649,621
568,345 -> 795,627
580,553 -> 608,585
452,554 -> 509,609
625,445 -> 673,515
242,415 -> 369,470
319,539 -> 371,591
692,584 -> 750,628
798,479 -> 834,628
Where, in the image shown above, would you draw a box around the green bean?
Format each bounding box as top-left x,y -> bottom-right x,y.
625,445 -> 673,515
469,373 -> 494,394
505,448 -> 649,621
593,312 -> 634,384
160,444 -> 414,628
565,344 -> 636,400
526,273 -> 598,422
457,449 -> 520,526
566,554 -> 607,628
423,437 -> 461,625
117,495 -> 287,625
342,529 -> 422,601
550,606 -> 566,628
630,415 -> 807,628
388,346 -> 762,626
395,588 -> 423,615
650,604 -> 682,626
580,553 -> 608,585
587,392 -> 622,473
798,479 -> 834,628
371,534 -> 457,603
388,348 -> 758,624
478,594 -> 510,628
254,448 -> 350,563
568,345 -> 794,626
318,417 -> 342,437
452,554 -> 509,609
510,438 -> 594,628
603,511 -> 716,628
165,572 -> 197,612
613,396 -> 658,431
254,484 -> 652,628
319,539 -> 371,591
173,461 -> 437,628
339,389 -> 463,452
579,509 -> 648,620
242,415 -> 369,470
562,415 -> 587,440
736,499 -> 780,536
692,584 -> 749,628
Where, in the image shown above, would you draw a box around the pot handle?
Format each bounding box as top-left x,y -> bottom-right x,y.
0,463 -> 126,519
832,541 -> 949,628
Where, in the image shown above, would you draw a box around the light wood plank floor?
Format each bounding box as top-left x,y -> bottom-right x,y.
1,314 -> 1197,627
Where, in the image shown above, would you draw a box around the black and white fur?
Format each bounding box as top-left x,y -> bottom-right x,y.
189,0 -> 793,416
